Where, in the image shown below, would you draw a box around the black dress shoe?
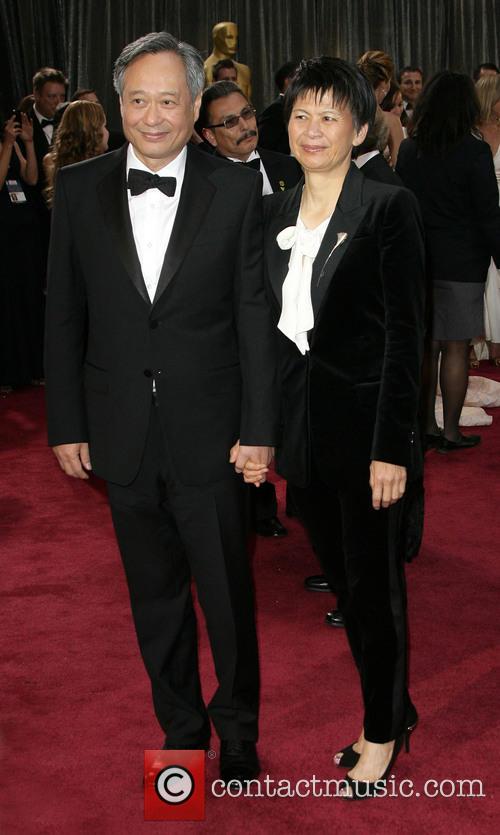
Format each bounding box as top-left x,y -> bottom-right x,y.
254,515 -> 288,537
304,574 -> 332,593
220,740 -> 260,785
437,433 -> 481,453
325,609 -> 345,628
425,430 -> 443,450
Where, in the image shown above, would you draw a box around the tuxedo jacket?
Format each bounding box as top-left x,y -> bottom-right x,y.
359,153 -> 404,187
258,147 -> 302,192
258,97 -> 290,155
397,133 -> 500,282
263,163 -> 425,488
45,143 -> 278,486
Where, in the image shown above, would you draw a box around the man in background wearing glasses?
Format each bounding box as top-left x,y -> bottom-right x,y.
198,81 -> 302,196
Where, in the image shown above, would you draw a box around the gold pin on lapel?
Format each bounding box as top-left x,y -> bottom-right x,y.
279,180 -> 286,191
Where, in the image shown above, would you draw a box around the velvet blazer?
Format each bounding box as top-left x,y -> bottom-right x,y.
263,163 -> 426,488
45,143 -> 278,486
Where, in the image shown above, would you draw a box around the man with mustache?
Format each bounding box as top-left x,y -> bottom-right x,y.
198,81 -> 302,196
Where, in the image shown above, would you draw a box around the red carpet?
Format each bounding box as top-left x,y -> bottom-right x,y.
1,369 -> 499,833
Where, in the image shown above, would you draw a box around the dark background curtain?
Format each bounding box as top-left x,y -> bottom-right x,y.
1,0 -> 499,129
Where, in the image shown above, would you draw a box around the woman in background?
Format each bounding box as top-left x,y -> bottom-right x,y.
44,100 -> 109,206
397,71 -> 500,452
475,75 -> 500,365
357,50 -> 404,165
0,111 -> 44,393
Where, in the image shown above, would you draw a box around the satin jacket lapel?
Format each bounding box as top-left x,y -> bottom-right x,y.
152,145 -> 217,306
266,180 -> 303,308
97,146 -> 151,308
310,164 -> 369,323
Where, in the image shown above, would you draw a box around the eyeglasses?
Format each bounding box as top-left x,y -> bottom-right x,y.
206,105 -> 257,130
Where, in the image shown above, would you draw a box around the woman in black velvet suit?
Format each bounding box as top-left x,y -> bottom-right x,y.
397,72 -> 500,452
244,57 -> 425,799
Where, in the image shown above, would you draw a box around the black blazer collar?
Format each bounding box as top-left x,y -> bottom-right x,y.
267,164 -> 369,324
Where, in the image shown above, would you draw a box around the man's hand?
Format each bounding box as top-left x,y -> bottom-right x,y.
52,443 -> 92,480
229,441 -> 274,486
370,460 -> 406,510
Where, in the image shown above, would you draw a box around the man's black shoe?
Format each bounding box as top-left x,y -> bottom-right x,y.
325,609 -> 345,628
254,515 -> 287,537
220,740 -> 260,785
304,574 -> 332,593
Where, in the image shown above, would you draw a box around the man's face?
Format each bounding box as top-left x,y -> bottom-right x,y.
120,51 -> 200,171
34,82 -> 66,117
215,67 -> 238,83
215,24 -> 238,56
203,92 -> 258,161
400,71 -> 423,105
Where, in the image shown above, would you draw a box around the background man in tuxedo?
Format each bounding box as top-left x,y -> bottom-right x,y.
45,31 -> 277,784
398,66 -> 423,126
258,61 -> 297,155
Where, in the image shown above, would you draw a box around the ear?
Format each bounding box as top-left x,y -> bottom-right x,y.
202,126 -> 217,148
352,122 -> 369,147
119,97 -> 124,119
193,93 -> 202,123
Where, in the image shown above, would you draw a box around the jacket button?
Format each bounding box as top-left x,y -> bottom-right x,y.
144,369 -> 152,378
150,320 -> 159,329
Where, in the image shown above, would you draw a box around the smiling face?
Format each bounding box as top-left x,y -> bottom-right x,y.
120,51 -> 200,171
288,90 -> 367,176
203,91 -> 258,161
34,82 -> 66,117
400,71 -> 423,105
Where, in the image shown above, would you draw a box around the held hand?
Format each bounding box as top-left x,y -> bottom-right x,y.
370,460 -> 406,510
231,443 -> 274,485
242,458 -> 269,486
53,442 -> 92,480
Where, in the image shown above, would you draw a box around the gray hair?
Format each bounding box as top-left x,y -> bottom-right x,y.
113,31 -> 205,102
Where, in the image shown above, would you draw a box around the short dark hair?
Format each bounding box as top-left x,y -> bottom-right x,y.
275,61 -> 297,93
198,80 -> 247,129
380,81 -> 402,112
472,62 -> 500,81
71,88 -> 98,101
212,58 -> 236,81
32,67 -> 67,93
398,65 -> 423,83
283,56 -> 376,132
409,70 -> 480,155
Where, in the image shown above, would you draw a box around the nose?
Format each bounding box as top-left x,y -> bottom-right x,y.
143,103 -> 162,125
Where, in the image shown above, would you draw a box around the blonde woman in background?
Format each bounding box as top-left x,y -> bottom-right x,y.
44,100 -> 109,206
357,50 -> 404,165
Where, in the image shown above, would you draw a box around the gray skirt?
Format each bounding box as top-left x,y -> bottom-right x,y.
433,280 -> 485,341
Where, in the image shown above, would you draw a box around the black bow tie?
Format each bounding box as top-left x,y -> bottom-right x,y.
127,168 -> 177,197
41,118 -> 54,128
240,158 -> 261,170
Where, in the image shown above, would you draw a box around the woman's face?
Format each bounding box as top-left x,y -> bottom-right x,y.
390,91 -> 404,117
288,90 -> 367,175
374,81 -> 390,104
100,121 -> 109,152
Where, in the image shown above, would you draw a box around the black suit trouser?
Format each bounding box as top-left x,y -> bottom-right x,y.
289,446 -> 414,744
106,400 -> 259,745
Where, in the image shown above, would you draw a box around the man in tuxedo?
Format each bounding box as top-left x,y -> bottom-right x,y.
212,58 -> 238,82
198,80 -> 301,538
258,62 -> 297,155
198,81 -> 302,195
45,31 -> 277,784
398,66 -> 423,127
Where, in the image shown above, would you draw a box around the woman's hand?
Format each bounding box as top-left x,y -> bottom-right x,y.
370,460 -> 407,509
19,112 -> 33,144
3,115 -> 19,146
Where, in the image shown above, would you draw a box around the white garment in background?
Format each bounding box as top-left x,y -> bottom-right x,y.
484,144 -> 500,344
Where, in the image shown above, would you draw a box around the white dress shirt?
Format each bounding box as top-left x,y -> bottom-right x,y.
126,144 -> 186,302
277,213 -> 332,355
33,105 -> 55,144
354,150 -> 380,169
227,149 -> 274,196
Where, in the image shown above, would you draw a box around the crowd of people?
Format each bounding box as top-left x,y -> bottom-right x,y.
2,29 -> 500,799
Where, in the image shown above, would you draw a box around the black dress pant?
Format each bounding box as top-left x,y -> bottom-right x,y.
289,446 -> 414,744
107,401 -> 259,745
